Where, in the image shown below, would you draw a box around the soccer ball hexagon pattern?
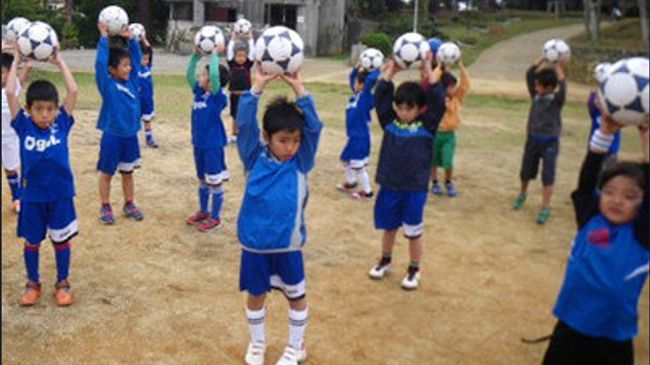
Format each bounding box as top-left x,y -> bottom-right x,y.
17,21 -> 58,61
393,32 -> 430,69
593,63 -> 612,83
234,18 -> 252,35
437,42 -> 461,66
542,38 -> 570,63
129,23 -> 146,40
597,57 -> 649,126
254,26 -> 304,74
6,17 -> 31,42
195,25 -> 226,53
359,48 -> 384,71
99,5 -> 129,36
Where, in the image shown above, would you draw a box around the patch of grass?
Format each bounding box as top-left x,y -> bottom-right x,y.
571,19 -> 645,51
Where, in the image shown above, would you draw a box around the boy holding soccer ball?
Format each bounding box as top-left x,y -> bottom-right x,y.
138,36 -> 159,148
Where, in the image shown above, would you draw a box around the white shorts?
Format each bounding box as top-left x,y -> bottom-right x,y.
2,135 -> 20,171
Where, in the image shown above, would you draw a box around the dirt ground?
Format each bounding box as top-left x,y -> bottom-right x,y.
2,25 -> 648,365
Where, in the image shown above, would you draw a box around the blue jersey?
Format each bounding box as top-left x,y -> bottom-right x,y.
95,37 -> 142,137
137,64 -> 154,102
587,92 -> 620,155
191,83 -> 228,149
236,91 -> 323,253
345,68 -> 379,138
11,107 -> 75,202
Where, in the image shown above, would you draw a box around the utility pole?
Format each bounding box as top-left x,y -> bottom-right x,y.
414,0 -> 419,32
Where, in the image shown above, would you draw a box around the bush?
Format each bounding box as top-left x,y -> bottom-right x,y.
458,34 -> 479,45
355,0 -> 386,18
359,32 -> 392,57
61,24 -> 79,49
377,13 -> 449,41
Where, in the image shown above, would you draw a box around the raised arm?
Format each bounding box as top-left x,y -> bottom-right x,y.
236,92 -> 264,171
6,48 -> 21,120
208,52 -> 221,94
95,23 -> 111,96
247,37 -> 255,61
127,35 -> 142,82
358,68 -> 380,110
421,62 -> 446,132
587,92 -> 599,120
456,61 -> 470,103
526,64 -> 537,98
18,59 -> 31,86
52,48 -> 78,115
227,32 -> 236,61
349,66 -> 359,92
143,37 -> 153,67
186,53 -> 200,88
375,60 -> 401,129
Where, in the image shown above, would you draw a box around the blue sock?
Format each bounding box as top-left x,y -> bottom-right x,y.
199,184 -> 209,213
210,186 -> 224,219
54,241 -> 71,282
8,174 -> 20,201
145,130 -> 154,142
23,243 -> 40,282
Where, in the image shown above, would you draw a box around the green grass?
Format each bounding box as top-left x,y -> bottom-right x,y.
570,19 -> 645,51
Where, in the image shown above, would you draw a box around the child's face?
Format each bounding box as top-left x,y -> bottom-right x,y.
27,101 -> 58,129
199,68 -> 210,91
599,176 -> 643,225
109,57 -> 131,81
2,66 -> 8,88
265,129 -> 302,162
142,53 -> 151,67
395,103 -> 421,124
535,81 -> 554,96
353,79 -> 364,94
234,50 -> 248,65
446,83 -> 458,98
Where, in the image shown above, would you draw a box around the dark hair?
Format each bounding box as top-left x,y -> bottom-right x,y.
598,160 -> 646,191
263,96 -> 304,137
26,80 -> 59,107
204,63 -> 230,88
109,46 -> 130,69
535,68 -> 558,89
441,72 -> 458,88
356,70 -> 369,85
234,41 -> 249,55
394,81 -> 426,108
2,52 -> 14,70
142,45 -> 153,66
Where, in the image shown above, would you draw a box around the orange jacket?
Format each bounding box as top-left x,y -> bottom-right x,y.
438,67 -> 470,132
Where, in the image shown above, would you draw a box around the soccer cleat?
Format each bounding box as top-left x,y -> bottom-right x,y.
123,202 -> 144,221
335,182 -> 357,192
99,204 -> 115,225
512,192 -> 527,210
351,191 -> 374,201
431,182 -> 442,196
401,269 -> 421,290
146,139 -> 159,149
445,182 -> 458,197
54,280 -> 73,306
11,199 -> 20,214
368,262 -> 391,279
198,217 -> 222,232
275,345 -> 307,365
536,207 -> 551,225
245,342 -> 266,365
186,211 -> 209,226
19,281 -> 42,306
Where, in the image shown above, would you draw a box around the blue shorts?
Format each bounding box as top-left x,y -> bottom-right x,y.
97,133 -> 141,175
18,198 -> 78,244
340,137 -> 370,168
140,97 -> 155,121
239,249 -> 306,300
374,187 -> 427,238
194,147 -> 229,185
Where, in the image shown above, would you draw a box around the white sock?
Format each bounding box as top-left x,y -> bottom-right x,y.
288,308 -> 308,350
246,307 -> 266,344
344,166 -> 356,185
357,168 -> 372,193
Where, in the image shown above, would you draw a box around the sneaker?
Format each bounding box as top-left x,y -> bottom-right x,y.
123,202 -> 144,221
19,281 -> 42,306
336,182 -> 357,192
186,211 -> 209,226
512,192 -> 527,210
536,207 -> 551,225
432,182 -> 442,196
401,269 -> 421,290
245,342 -> 266,365
198,217 -> 222,232
11,199 -> 20,214
351,191 -> 374,201
445,182 -> 458,197
99,204 -> 115,225
54,280 -> 73,306
369,262 -> 391,280
275,345 -> 307,365
146,139 -> 159,149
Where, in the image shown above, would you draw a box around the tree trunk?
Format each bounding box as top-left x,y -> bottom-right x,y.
640,0 -> 650,55
429,0 -> 440,15
582,0 -> 600,41
138,0 -> 151,37
64,0 -> 74,27
419,0 -> 429,23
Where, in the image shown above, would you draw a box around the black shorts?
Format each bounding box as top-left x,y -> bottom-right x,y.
543,321 -> 633,365
230,93 -> 241,118
519,137 -> 559,186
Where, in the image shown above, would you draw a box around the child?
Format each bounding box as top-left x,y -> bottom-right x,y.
184,46 -> 230,232
368,56 -> 446,290
95,22 -> 145,224
542,114 -> 649,365
431,59 -> 470,197
586,63 -> 620,159
236,64 -> 322,365
6,46 -> 79,306
513,57 -> 567,224
226,31 -> 255,144
138,36 -> 158,148
2,47 -> 31,213
335,62 -> 379,200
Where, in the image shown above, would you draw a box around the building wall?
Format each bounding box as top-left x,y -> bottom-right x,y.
317,0 -> 345,55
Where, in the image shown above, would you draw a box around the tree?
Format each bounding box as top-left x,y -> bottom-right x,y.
640,0 -> 650,55
582,0 -> 601,41
138,0 -> 151,34
64,0 -> 74,27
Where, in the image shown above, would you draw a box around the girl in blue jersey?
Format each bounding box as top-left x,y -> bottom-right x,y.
543,114 -> 649,365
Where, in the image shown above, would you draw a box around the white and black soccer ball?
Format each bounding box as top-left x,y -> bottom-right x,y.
597,57 -> 649,126
254,26 -> 304,74
129,23 -> 146,40
593,62 -> 612,83
393,32 -> 430,69
6,17 -> 31,42
17,21 -> 58,61
542,38 -> 570,63
194,25 -> 225,53
99,5 -> 129,36
437,42 -> 461,66
234,18 -> 252,35
359,48 -> 384,71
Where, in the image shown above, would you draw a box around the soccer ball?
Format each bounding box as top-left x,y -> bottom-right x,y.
129,23 -> 146,40
17,21 -> 58,61
6,17 -> 31,42
597,57 -> 649,126
234,18 -> 252,35
194,25 -> 225,53
428,37 -> 443,58
393,32 -> 430,69
593,62 -> 612,83
254,26 -> 304,74
437,42 -> 461,66
359,48 -> 384,71
542,38 -> 570,63
99,5 -> 129,36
